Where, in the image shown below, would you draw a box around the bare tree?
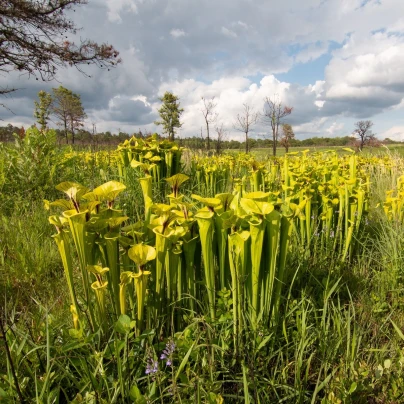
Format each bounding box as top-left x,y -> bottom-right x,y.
214,123 -> 227,154
201,97 -> 218,151
279,123 -> 295,153
352,120 -> 374,151
233,103 -> 259,153
262,96 -> 293,156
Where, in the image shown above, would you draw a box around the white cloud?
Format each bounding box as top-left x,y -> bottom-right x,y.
105,0 -> 138,23
325,31 -> 404,106
235,21 -> 248,29
156,75 -> 322,139
326,121 -> 344,136
295,42 -> 329,64
379,126 -> 404,141
221,27 -> 238,38
170,29 -> 186,38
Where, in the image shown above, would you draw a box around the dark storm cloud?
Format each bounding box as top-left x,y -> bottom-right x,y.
103,97 -> 157,124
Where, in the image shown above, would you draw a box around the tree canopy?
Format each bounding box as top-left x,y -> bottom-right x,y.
51,86 -> 86,144
0,0 -> 121,95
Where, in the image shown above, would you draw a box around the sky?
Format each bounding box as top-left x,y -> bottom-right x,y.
2,0 -> 404,141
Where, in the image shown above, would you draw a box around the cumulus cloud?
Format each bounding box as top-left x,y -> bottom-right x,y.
294,42 -> 329,64
221,27 -> 238,38
379,126 -> 404,141
104,0 -> 138,23
3,0 -> 404,139
170,29 -> 186,38
326,122 -> 345,136
156,75 -> 327,139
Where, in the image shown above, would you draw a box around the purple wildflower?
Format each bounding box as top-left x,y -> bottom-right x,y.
160,339 -> 176,367
145,358 -> 158,375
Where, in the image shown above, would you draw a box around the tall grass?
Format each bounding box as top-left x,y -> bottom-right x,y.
3,135 -> 404,402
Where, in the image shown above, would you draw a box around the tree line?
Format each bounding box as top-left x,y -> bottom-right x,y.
1,121 -> 400,151
0,85 -> 393,153
155,91 -> 294,156
153,91 -> 385,154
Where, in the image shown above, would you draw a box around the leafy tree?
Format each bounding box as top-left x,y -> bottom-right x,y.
34,90 -> 52,131
201,97 -> 218,150
352,120 -> 375,151
234,103 -> 259,153
154,92 -> 184,141
280,123 -> 295,153
51,86 -> 86,144
0,0 -> 121,97
263,96 -> 293,156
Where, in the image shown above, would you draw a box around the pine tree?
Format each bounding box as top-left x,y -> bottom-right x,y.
51,86 -> 86,144
154,92 -> 184,141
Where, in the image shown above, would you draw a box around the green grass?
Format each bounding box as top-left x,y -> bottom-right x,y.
2,139 -> 404,402
224,144 -> 404,158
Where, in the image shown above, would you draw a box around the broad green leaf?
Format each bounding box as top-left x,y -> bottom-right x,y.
192,194 -> 221,208
129,385 -> 147,404
93,180 -> 126,201
128,244 -> 157,267
80,201 -> 101,213
243,191 -> 270,201
87,265 -> 109,276
119,235 -> 135,249
348,382 -> 357,394
115,314 -> 133,334
166,173 -> 189,188
56,182 -> 88,201
82,191 -> 98,201
108,216 -> 129,228
215,193 -> 234,211
195,209 -> 214,220
49,215 -> 67,228
240,198 -> 274,215
151,203 -> 173,214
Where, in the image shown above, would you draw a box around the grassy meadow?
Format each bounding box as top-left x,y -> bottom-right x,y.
2,128 -> 404,403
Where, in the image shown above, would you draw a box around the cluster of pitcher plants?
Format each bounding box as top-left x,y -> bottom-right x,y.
45,145 -> 378,340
